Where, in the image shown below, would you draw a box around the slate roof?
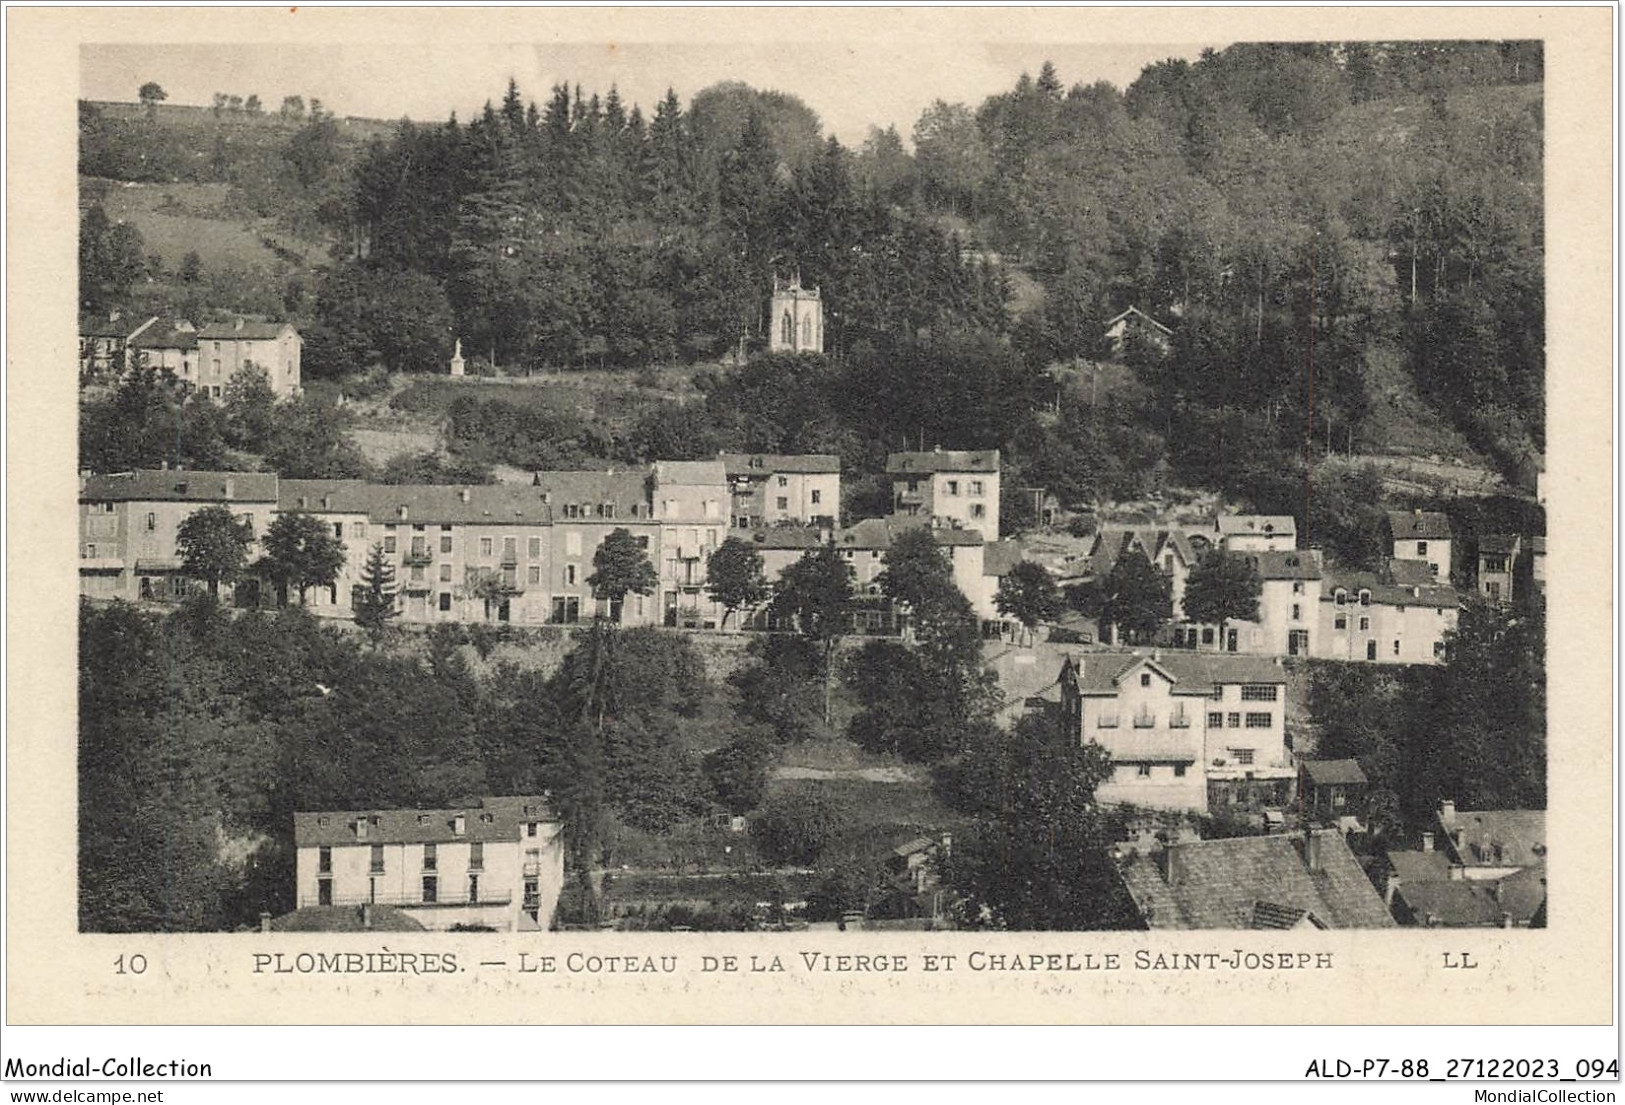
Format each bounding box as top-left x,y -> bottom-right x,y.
1321,563 -> 1458,609
196,320 -> 297,341
654,460 -> 726,486
1120,830 -> 1396,930
130,324 -> 198,351
81,469 -> 279,503
280,480 -> 559,526
293,796 -> 555,847
1061,650 -> 1286,697
1529,536 -> 1547,555
886,449 -> 1000,475
1440,809 -> 1545,868
1104,306 -> 1174,335
1216,515 -> 1296,540
1250,901 -> 1325,930
1248,549 -> 1322,581
1304,759 -> 1367,787
1088,528 -> 1195,578
1385,849 -> 1453,885
1385,558 -> 1438,587
80,313 -> 155,338
1388,510 -> 1453,541
719,452 -> 841,476
269,905 -> 426,932
1395,865 -> 1546,927
1477,533 -> 1522,556
983,540 -> 1024,578
746,525 -> 828,551
842,517 -> 984,548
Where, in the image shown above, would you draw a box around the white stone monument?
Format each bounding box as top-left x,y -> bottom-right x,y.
449,338 -> 466,377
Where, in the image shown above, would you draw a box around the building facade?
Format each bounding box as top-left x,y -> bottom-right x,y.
292,797 -> 565,932
1057,651 -> 1292,813
720,453 -> 840,529
79,313 -> 156,382
1316,559 -> 1458,664
767,276 -> 824,354
1387,510 -> 1453,578
887,448 -> 1000,540
195,319 -> 303,400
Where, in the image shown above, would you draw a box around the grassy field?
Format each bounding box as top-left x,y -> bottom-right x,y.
86,177 -> 313,275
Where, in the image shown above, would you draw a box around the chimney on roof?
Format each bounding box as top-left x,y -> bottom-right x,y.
224,478 -> 235,498
1500,911 -> 1513,929
459,488 -> 471,503
1448,863 -> 1465,881
234,317 -> 244,331
1384,872 -> 1399,907
1421,831 -> 1434,853
397,505 -> 408,520
1439,799 -> 1456,826
940,833 -> 952,859
259,911 -> 272,933
1304,829 -> 1324,873
355,817 -> 368,841
453,813 -> 466,836
1156,843 -> 1183,886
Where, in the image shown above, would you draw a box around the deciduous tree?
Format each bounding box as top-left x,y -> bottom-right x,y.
260,511 -> 347,606
587,527 -> 658,620
175,505 -> 254,600
1100,553 -> 1173,645
706,537 -> 769,628
994,559 -> 1064,645
1182,548 -> 1262,641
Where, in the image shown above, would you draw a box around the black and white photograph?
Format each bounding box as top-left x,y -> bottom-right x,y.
4,3 -> 1615,1069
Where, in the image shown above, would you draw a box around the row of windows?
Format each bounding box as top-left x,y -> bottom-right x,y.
1206,712 -> 1274,729
940,480 -> 987,496
1239,685 -> 1279,702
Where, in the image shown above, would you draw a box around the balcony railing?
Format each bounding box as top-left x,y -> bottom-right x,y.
1097,716 -> 1119,729
1169,714 -> 1192,729
403,551 -> 434,567
1132,713 -> 1157,729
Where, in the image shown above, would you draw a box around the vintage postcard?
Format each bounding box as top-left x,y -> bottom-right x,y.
3,3 -> 1615,1068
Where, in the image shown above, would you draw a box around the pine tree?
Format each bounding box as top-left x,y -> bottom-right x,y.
353,543 -> 400,637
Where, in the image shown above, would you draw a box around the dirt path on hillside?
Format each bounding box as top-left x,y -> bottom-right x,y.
771,766 -> 921,784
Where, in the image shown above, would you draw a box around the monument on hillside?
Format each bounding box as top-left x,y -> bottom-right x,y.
768,275 -> 823,354
449,338 -> 465,377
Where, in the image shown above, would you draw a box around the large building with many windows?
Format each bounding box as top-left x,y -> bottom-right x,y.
887,448 -> 1000,539
1057,651 -> 1292,813
292,796 -> 564,932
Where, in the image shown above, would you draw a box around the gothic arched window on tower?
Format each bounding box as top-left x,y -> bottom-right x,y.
801,315 -> 813,347
781,312 -> 794,346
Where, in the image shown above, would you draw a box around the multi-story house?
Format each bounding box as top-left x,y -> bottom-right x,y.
1089,527 -> 1208,626
531,470 -> 661,625
720,452 -> 840,529
1381,801 -> 1545,928
1215,514 -> 1297,553
1316,558 -> 1458,664
1057,651 -> 1292,813
79,312 -> 156,382
1387,509 -> 1453,578
195,319 -> 303,400
79,469 -> 280,603
652,460 -> 729,627
128,320 -> 201,385
1176,549 -> 1322,657
1476,534 -> 1521,605
887,448 -> 1000,539
292,796 -> 565,932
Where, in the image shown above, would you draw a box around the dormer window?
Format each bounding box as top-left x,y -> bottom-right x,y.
1358,589 -> 1371,606
1334,589 -> 1347,606
1417,540 -> 1428,556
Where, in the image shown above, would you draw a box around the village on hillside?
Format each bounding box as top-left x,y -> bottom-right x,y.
77,43 -> 1547,936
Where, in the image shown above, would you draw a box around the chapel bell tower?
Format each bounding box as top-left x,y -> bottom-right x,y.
768,274 -> 824,354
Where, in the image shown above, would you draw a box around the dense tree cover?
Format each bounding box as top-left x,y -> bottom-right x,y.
1100,552 -> 1173,644
1308,593 -> 1545,835
175,504 -> 254,599
78,602 -> 736,930
80,204 -> 151,315
728,634 -> 828,744
80,364 -> 232,473
934,712 -> 1143,929
751,784 -> 838,866
1182,548 -> 1262,631
587,527 -> 659,617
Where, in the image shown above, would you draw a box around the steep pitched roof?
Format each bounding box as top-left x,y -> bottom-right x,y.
842,517 -> 984,549
1385,849 -> 1452,884
982,540 -> 1024,578
1321,563 -> 1458,609
1248,549 -> 1322,581
1104,305 -> 1174,335
719,452 -> 841,476
1440,809 -> 1545,868
886,449 -> 1000,475
80,313 -> 156,339
1304,759 -> 1367,787
1250,901 -> 1326,930
293,796 -> 556,847
1477,533 -> 1522,556
1120,830 -> 1396,930
280,480 -> 561,526
1388,510 -> 1453,541
654,459 -> 726,486
1395,866 -> 1545,927
81,469 -> 279,504
1060,651 -> 1286,696
196,320 -> 298,341
1216,514 -> 1296,540
129,324 -> 198,351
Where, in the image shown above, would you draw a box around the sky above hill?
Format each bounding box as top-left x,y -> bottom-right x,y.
82,39 -> 1218,144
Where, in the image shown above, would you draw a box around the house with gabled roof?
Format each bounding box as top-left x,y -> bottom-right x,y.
1215,514 -> 1297,553
79,311 -> 157,382
1475,534 -> 1521,605
719,452 -> 840,529
293,796 -> 564,932
1387,509 -> 1453,578
1317,558 -> 1458,664
1380,802 -> 1546,927
1058,650 -> 1292,813
887,447 -> 1000,540
1119,829 -> 1396,929
1103,306 -> 1173,357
